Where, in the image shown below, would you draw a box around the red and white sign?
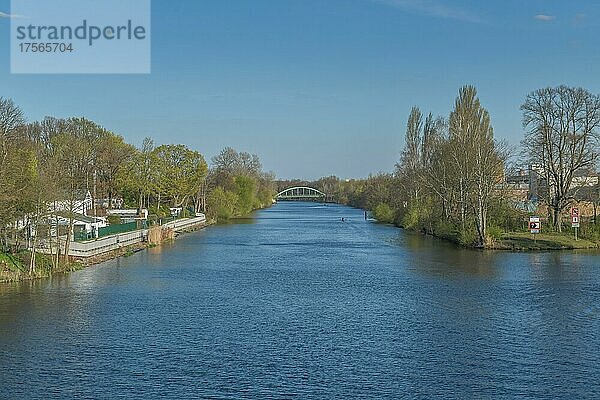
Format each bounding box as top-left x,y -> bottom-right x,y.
529,216 -> 541,234
571,207 -> 580,228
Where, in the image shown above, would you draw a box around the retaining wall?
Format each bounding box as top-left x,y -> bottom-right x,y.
162,215 -> 207,231
35,215 -> 207,258
36,229 -> 147,258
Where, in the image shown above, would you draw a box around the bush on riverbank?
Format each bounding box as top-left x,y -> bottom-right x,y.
372,203 -> 395,224
284,85 -> 600,251
578,222 -> 600,242
207,148 -> 276,222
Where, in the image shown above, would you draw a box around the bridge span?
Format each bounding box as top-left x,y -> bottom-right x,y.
275,186 -> 333,202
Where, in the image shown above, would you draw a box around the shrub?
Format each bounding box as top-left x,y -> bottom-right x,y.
486,225 -> 504,242
458,229 -> 478,247
580,222 -> 600,241
207,187 -> 239,221
372,203 -> 395,224
433,219 -> 456,239
400,205 -> 420,229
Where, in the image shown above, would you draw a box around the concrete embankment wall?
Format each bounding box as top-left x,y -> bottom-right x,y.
69,230 -> 148,257
36,215 -> 208,258
162,215 -> 207,231
36,229 -> 148,258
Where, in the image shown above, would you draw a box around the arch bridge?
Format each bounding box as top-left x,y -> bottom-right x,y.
276,186 -> 332,202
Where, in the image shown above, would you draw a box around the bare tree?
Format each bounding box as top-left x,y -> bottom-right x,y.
421,117 -> 454,219
521,86 -> 600,231
449,85 -> 506,246
0,98 -> 27,252
0,98 -> 25,160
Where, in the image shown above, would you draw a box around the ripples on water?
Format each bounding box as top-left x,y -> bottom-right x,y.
1,202 -> 600,399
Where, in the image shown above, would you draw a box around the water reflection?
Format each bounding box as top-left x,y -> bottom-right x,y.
402,232 -> 498,279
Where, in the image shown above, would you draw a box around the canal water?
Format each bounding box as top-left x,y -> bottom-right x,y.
1,202 -> 600,399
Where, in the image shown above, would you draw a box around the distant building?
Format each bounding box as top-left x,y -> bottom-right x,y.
107,209 -> 148,223
528,165 -> 545,202
571,170 -> 599,190
170,207 -> 183,217
98,197 -> 124,210
502,169 -> 530,202
524,165 -> 599,218
53,190 -> 93,216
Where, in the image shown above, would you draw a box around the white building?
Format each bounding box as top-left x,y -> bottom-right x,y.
52,190 -> 93,216
107,209 -> 148,223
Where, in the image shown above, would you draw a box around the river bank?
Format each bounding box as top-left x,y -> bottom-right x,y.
410,227 -> 598,251
0,217 -> 214,284
0,202 -> 278,284
365,210 -> 600,251
492,232 -> 599,251
0,242 -> 150,284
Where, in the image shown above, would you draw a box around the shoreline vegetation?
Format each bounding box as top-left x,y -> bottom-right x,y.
355,205 -> 599,251
0,241 -> 149,284
0,97 -> 276,283
278,85 -> 600,252
3,82 -> 600,282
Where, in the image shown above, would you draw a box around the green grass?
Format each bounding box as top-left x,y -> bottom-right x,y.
123,249 -> 135,257
1,251 -> 65,283
497,232 -> 598,250
0,252 -> 26,272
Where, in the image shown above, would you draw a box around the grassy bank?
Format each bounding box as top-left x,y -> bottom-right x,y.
0,251 -> 85,283
404,224 -> 599,251
1,242 -> 169,284
367,210 -> 600,251
493,232 -> 598,251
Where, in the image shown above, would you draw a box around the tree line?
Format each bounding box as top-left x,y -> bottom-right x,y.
281,85 -> 600,248
0,98 -> 275,270
206,147 -> 276,220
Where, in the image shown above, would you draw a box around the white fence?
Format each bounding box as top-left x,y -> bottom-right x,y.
34,215 -> 207,258
162,215 -> 207,231
36,229 -> 148,258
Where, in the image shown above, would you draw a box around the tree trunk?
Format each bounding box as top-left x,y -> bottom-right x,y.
63,196 -> 75,264
554,207 -> 562,233
29,231 -> 37,275
29,206 -> 41,275
53,221 -> 60,270
475,202 -> 486,247
51,201 -> 60,269
63,216 -> 74,264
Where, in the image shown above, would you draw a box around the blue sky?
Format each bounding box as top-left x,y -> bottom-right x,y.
1,0 -> 599,179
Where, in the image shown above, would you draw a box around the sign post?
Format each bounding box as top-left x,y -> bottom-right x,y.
529,216 -> 541,242
571,207 -> 580,241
